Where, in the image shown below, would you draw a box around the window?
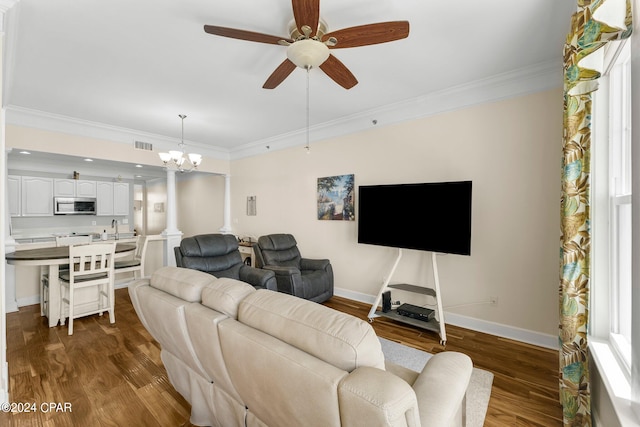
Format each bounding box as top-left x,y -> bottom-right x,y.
591,38 -> 639,425
608,41 -> 632,371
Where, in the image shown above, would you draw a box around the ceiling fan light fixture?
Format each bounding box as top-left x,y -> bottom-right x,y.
286,39 -> 329,69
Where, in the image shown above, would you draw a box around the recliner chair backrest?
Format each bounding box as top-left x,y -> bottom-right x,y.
256,234 -> 302,269
178,234 -> 244,278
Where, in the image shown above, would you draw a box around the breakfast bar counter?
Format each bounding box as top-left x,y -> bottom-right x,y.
6,243 -> 136,327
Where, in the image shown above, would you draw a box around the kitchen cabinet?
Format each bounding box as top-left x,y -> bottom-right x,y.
113,182 -> 130,216
96,182 -> 114,215
54,179 -> 97,197
97,181 -> 129,216
21,176 -> 54,216
54,179 -> 75,197
8,175 -> 21,217
77,180 -> 97,197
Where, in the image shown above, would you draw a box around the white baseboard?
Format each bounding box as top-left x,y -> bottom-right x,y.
443,311 -> 558,350
334,287 -> 558,350
17,295 -> 40,308
115,281 -> 130,290
6,299 -> 18,313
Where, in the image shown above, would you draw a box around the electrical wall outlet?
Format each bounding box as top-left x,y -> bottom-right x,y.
91,221 -> 96,226
122,218 -> 128,224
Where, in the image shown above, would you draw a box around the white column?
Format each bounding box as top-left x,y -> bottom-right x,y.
630,0 -> 640,417
3,147 -> 16,314
161,169 -> 182,267
219,174 -> 232,234
0,0 -> 20,406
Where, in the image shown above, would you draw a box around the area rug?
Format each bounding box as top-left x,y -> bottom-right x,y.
379,337 -> 493,427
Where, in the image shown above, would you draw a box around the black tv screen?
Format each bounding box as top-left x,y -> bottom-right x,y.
357,181 -> 472,255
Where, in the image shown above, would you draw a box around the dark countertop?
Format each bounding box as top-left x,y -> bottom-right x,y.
6,243 -> 136,261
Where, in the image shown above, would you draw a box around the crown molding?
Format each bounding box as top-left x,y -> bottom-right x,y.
229,59 -> 563,159
5,106 -> 230,161
5,59 -> 562,162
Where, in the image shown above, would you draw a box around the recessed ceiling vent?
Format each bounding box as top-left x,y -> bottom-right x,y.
134,140 -> 153,151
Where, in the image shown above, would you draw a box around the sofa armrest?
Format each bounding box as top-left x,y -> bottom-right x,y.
413,352 -> 473,427
338,366 -> 420,427
239,265 -> 277,291
300,257 -> 330,271
127,278 -> 153,336
263,265 -> 302,295
263,264 -> 299,275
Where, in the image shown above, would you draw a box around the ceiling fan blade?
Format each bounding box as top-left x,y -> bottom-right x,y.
263,59 -> 297,89
319,54 -> 358,89
204,25 -> 292,45
322,21 -> 409,49
291,0 -> 320,36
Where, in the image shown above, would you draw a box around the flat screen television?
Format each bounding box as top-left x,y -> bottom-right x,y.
357,181 -> 472,255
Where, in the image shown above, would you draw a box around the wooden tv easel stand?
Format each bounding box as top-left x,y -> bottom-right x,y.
368,249 -> 447,345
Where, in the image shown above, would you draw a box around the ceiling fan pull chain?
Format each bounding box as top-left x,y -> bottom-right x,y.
305,66 -> 311,154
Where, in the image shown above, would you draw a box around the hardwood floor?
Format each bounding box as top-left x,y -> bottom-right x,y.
1,289 -> 562,426
2,288 -> 195,427
324,297 -> 563,426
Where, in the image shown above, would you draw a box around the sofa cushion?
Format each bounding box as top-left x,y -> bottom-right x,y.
201,277 -> 255,319
238,289 -> 385,372
150,266 -> 214,302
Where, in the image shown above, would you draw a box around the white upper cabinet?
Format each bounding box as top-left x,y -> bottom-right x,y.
76,180 -> 97,197
96,182 -> 114,216
8,175 -> 21,217
113,182 -> 130,216
21,176 -> 54,216
54,179 -> 97,197
54,179 -> 76,197
96,181 -> 129,216
12,174 -> 128,218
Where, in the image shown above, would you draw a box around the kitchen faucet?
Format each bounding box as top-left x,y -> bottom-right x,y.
111,219 -> 119,240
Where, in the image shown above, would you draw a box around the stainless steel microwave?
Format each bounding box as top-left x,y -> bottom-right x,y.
54,197 -> 97,215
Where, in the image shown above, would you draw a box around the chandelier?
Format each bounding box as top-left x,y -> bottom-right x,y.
158,114 -> 202,172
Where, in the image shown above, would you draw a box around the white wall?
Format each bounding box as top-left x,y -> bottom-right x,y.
228,88 -> 562,340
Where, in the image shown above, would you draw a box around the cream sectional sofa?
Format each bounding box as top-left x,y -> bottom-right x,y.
129,266 -> 473,427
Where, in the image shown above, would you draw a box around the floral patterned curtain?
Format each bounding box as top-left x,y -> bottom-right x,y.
560,0 -> 632,425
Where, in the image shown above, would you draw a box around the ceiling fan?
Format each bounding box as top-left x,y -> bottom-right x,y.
204,0 -> 409,90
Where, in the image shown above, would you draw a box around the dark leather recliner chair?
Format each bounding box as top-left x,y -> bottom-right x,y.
174,234 -> 277,291
254,234 -> 333,303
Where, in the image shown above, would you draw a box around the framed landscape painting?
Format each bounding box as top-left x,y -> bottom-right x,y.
317,174 -> 355,221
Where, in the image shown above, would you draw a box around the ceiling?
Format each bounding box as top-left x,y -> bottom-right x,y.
4,0 -> 575,165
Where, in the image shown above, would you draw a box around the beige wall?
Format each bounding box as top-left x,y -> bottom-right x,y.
146,179 -> 168,235
228,88 -> 562,337
176,173 -> 226,238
